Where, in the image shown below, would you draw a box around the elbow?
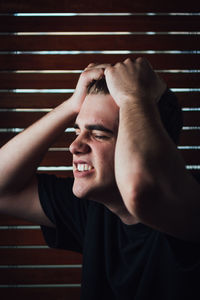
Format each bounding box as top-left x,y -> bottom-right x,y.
123,176 -> 160,221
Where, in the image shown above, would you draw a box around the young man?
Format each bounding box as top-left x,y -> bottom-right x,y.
0,58 -> 200,299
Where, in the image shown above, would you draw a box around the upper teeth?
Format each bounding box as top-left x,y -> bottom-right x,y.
77,164 -> 92,171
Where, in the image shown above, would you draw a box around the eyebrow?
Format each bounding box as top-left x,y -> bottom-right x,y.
74,123 -> 114,134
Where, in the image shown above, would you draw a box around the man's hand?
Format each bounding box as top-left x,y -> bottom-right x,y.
70,63 -> 106,113
104,57 -> 167,107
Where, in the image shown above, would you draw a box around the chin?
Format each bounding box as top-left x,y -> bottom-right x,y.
72,173 -> 117,200
72,180 -> 102,201
72,180 -> 91,199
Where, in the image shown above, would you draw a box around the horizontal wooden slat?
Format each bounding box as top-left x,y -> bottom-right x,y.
0,287 -> 81,300
0,248 -> 82,265
41,151 -> 72,166
0,92 -> 199,109
0,72 -> 199,89
0,0 -> 199,13
0,15 -> 193,32
1,111 -> 199,128
177,92 -> 200,108
0,15 -> 199,32
182,111 -> 200,126
0,268 -> 81,284
1,35 -> 200,51
0,229 -> 46,245
0,73 -> 78,89
0,92 -> 67,108
0,215 -> 34,225
179,130 -> 200,146
0,132 -> 76,148
180,150 -> 200,164
0,112 -> 45,127
0,54 -> 199,70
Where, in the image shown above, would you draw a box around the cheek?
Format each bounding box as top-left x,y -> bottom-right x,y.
97,147 -> 115,172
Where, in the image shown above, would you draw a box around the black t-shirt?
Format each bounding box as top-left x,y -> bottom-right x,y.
38,174 -> 200,300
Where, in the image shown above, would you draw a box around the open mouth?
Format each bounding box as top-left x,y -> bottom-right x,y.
74,163 -> 94,172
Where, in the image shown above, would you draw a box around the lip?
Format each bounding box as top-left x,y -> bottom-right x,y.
73,168 -> 94,178
73,160 -> 92,165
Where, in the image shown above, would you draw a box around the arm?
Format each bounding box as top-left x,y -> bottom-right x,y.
0,66 -> 104,226
105,58 -> 200,242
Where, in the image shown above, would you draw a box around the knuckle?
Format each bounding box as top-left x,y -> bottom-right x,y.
124,57 -> 132,63
88,63 -> 95,67
136,57 -> 146,64
105,65 -> 114,74
115,62 -> 123,67
135,56 -> 143,62
80,70 -> 89,80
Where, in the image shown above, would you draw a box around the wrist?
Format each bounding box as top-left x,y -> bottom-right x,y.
118,94 -> 152,110
64,97 -> 80,116
119,95 -> 159,123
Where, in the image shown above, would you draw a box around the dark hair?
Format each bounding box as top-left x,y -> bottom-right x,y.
87,78 -> 183,144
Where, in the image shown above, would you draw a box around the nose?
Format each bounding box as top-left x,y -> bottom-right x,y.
69,134 -> 90,155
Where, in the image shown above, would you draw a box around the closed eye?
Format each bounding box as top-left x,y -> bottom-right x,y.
95,135 -> 109,140
93,132 -> 110,140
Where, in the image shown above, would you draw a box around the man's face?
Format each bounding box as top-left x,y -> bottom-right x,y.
69,94 -> 119,202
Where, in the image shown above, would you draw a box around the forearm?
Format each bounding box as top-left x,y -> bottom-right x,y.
115,97 -> 185,214
0,97 -> 76,195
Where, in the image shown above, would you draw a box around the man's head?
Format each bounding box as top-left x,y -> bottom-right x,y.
70,77 -> 183,201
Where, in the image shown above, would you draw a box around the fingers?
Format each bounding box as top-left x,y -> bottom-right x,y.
74,67 -> 105,98
81,67 -> 105,83
84,63 -> 112,71
80,63 -> 112,87
84,58 -> 150,71
122,57 -> 152,69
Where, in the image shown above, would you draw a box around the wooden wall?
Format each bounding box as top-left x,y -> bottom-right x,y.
0,0 -> 199,299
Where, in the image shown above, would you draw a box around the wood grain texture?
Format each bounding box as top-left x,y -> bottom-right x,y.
0,287 -> 81,300
0,248 -> 82,265
1,35 -> 199,51
0,72 -> 199,89
0,15 -> 200,32
0,92 -> 199,109
0,0 -> 199,13
1,54 -> 199,70
0,268 -> 81,284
